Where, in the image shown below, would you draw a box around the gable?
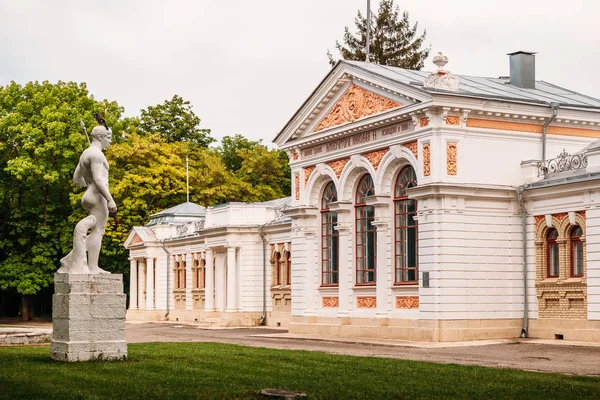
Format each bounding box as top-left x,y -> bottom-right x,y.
313,83 -> 401,133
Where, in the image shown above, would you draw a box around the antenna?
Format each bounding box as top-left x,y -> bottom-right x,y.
186,157 -> 190,203
365,0 -> 371,62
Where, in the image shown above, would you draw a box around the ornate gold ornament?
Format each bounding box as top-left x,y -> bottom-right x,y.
326,157 -> 350,178
356,296 -> 377,308
446,142 -> 457,175
395,296 -> 419,309
314,83 -> 400,132
322,297 -> 339,308
362,148 -> 389,171
423,143 -> 431,176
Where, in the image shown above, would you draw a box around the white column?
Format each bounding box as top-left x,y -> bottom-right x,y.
137,259 -> 146,309
330,201 -> 353,317
226,246 -> 238,311
129,259 -> 138,309
146,257 -> 155,310
185,252 -> 193,311
303,231 -> 317,316
215,254 -> 226,312
367,195 -> 393,318
204,249 -> 215,311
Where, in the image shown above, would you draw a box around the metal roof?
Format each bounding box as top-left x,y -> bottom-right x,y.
147,201 -> 206,226
344,60 -> 600,108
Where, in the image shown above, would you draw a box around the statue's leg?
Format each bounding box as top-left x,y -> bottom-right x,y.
85,197 -> 110,274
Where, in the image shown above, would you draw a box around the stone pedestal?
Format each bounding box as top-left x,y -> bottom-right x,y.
50,273 -> 127,362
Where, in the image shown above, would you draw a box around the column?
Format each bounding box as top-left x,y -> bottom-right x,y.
215,254 -> 226,312
329,201 -> 353,317
303,231 -> 317,316
367,195 -> 392,318
146,257 -> 154,310
129,259 -> 138,309
137,259 -> 146,310
186,252 -> 193,311
204,249 -> 215,311
226,246 -> 238,312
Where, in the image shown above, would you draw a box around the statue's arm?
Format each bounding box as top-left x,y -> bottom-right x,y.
90,157 -> 117,213
73,163 -> 86,187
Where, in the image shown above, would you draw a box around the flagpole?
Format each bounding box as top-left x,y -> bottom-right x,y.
186,157 -> 189,203
366,0 -> 371,62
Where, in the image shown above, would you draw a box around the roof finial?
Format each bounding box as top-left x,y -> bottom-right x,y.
424,52 -> 459,91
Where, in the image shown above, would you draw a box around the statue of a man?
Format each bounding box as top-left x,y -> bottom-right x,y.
58,125 -> 116,274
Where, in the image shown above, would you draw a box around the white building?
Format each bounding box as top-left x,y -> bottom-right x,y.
126,51 -> 600,342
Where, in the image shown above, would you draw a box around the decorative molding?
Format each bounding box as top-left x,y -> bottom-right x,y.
423,143 -> 431,176
294,174 -> 300,200
356,296 -> 377,308
292,153 -> 299,161
446,142 -> 457,175
403,141 -> 418,160
362,148 -> 389,171
322,296 -> 339,308
313,83 -> 401,132
395,296 -> 419,309
419,117 -> 429,128
466,118 -> 600,138
446,115 -> 460,126
304,166 -> 315,187
534,215 -> 545,225
132,234 -> 143,244
326,157 -> 350,178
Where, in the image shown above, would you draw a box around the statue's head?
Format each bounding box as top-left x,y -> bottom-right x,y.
90,125 -> 113,149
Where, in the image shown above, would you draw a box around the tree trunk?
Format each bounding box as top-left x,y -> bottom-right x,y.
21,295 -> 34,321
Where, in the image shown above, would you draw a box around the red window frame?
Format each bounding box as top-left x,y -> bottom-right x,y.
275,253 -> 282,286
570,226 -> 584,277
321,181 -> 339,286
547,229 -> 559,278
286,251 -> 291,285
394,166 -> 418,284
355,174 -> 376,285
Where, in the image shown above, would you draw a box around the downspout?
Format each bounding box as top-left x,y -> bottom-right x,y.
258,225 -> 268,326
541,103 -> 560,176
516,187 -> 528,338
161,239 -> 171,321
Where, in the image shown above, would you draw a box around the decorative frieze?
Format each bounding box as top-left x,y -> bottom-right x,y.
322,296 -> 339,308
326,157 -> 350,178
356,296 -> 377,308
423,143 -> 431,176
314,83 -> 400,132
466,118 -> 600,138
395,296 -> 419,309
304,166 -> 315,187
446,115 -> 460,126
446,142 -> 457,175
419,117 -> 429,128
403,141 -> 418,160
294,174 -> 300,200
362,148 -> 389,171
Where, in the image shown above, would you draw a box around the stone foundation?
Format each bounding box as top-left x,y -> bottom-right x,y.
51,273 -> 127,362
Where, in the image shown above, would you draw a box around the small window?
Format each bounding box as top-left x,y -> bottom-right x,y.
547,229 -> 559,278
321,182 -> 339,286
355,174 -> 376,284
570,226 -> 584,277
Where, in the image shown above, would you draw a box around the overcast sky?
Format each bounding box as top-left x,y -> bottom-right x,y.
1,0 -> 599,145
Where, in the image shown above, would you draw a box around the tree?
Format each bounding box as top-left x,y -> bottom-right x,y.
139,95 -> 214,147
0,80 -> 125,319
327,0 -> 430,69
219,134 -> 261,172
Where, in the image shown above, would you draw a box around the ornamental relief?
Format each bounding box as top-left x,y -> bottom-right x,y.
423,143 -> 431,176
446,142 -> 457,175
313,83 -> 401,132
446,115 -> 460,126
356,296 -> 377,308
322,296 -> 339,308
294,174 -> 300,200
419,117 -> 429,127
304,166 -> 315,187
403,141 -> 418,160
362,148 -> 389,171
395,296 -> 419,309
326,157 -> 350,178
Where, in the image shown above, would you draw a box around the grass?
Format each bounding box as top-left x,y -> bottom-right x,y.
0,343 -> 599,399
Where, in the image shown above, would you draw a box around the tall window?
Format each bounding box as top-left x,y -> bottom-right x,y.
571,226 -> 584,277
193,256 -> 205,289
286,251 -> 292,285
355,174 -> 376,284
394,166 -> 418,284
547,229 -> 559,278
321,182 -> 339,285
174,256 -> 186,289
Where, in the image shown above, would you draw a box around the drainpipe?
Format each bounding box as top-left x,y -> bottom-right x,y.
258,225 -> 268,326
161,239 -> 171,320
516,187 -> 528,338
541,103 -> 560,176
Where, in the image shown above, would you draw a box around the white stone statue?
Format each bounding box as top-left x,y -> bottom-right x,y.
58,124 -> 117,274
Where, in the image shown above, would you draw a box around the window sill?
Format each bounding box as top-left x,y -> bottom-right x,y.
393,282 -> 418,287
271,285 -> 291,291
352,285 -> 376,291
563,277 -> 584,284
173,288 -> 186,293
191,288 -> 205,292
319,286 -> 339,293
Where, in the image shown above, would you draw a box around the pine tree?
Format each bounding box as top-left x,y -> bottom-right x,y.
328,0 -> 430,69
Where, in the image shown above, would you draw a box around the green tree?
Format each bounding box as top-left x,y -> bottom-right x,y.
327,0 -> 430,69
219,134 -> 261,171
139,95 -> 214,147
234,145 -> 291,200
0,81 -> 125,319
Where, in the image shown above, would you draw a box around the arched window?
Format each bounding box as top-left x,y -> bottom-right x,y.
321,182 -> 339,285
547,229 -> 559,278
570,226 -> 584,277
355,174 -> 376,284
394,166 -> 418,284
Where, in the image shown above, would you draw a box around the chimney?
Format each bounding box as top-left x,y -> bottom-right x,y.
508,51 -> 536,89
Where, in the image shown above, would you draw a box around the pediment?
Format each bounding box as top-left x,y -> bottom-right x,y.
124,227 -> 157,248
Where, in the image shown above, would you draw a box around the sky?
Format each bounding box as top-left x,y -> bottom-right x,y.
1,0 -> 599,145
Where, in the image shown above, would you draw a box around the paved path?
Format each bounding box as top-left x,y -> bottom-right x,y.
126,322 -> 600,377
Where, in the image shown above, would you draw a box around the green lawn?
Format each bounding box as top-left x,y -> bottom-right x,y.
0,343 -> 598,399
